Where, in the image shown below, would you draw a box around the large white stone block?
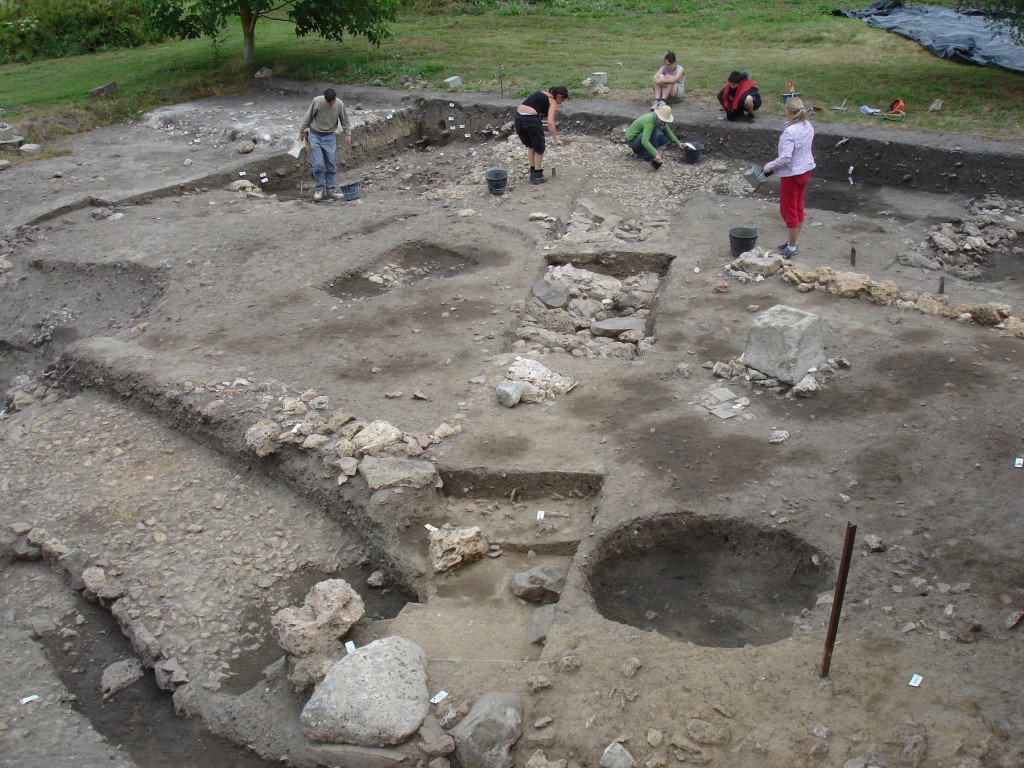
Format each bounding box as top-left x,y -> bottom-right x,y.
742,305 -> 826,385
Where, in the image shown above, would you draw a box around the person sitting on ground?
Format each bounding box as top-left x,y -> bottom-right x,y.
624,104 -> 684,169
514,86 -> 569,185
717,71 -> 761,123
652,51 -> 685,110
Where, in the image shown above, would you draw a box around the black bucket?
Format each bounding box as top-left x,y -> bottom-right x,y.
485,168 -> 508,195
339,181 -> 361,201
684,141 -> 703,164
729,227 -> 758,257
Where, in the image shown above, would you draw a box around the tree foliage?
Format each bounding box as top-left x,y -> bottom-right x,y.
0,0 -> 163,63
143,0 -> 400,64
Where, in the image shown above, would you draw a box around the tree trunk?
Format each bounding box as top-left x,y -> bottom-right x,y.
240,1 -> 256,65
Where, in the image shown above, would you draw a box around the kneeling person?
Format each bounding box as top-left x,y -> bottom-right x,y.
625,104 -> 683,168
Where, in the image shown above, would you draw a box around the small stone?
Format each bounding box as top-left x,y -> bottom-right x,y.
619,656 -> 642,678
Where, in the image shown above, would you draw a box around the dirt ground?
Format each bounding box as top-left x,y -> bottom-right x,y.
1,81 -> 1023,768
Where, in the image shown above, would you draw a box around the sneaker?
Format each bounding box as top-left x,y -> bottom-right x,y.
312,189 -> 323,202
778,243 -> 798,257
651,99 -> 663,111
329,192 -> 345,200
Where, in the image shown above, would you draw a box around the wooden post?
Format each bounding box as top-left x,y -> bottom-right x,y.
820,522 -> 857,677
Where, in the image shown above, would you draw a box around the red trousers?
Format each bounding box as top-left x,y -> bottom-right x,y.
779,171 -> 811,229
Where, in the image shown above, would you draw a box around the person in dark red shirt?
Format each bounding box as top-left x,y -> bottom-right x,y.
717,71 -> 761,123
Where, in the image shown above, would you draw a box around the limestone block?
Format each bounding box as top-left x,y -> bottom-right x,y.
300,636 -> 429,747
357,456 -> 438,491
742,305 -> 826,385
428,525 -> 489,573
272,579 -> 365,657
352,420 -> 403,453
590,316 -> 647,338
731,253 -> 784,276
101,658 -> 144,698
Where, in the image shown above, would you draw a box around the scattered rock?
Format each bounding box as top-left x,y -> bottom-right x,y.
600,741 -> 637,768
428,525 -> 489,573
101,658 -> 144,698
450,692 -> 523,768
300,636 -> 429,747
509,565 -> 566,603
272,579 -> 365,657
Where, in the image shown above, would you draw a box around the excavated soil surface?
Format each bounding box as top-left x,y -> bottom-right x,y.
2,81 -> 1023,768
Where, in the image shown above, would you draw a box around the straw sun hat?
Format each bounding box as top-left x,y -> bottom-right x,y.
653,105 -> 674,122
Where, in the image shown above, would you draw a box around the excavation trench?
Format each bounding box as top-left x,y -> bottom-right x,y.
3,84 -> 1024,767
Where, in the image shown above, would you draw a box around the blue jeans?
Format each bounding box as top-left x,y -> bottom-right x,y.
308,131 -> 337,193
627,127 -> 667,161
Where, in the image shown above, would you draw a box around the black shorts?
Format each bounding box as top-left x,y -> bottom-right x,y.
726,93 -> 762,120
514,113 -> 545,154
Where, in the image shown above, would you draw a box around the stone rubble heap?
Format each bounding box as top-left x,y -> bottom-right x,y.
898,193 -> 1022,279
513,262 -> 660,359
494,356 -> 578,408
704,355 -> 851,399
239,382 -> 460,476
546,196 -> 672,245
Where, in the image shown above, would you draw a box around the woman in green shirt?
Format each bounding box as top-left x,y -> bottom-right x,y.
624,105 -> 683,169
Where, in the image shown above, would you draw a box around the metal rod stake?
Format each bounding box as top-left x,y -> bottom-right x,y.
820,522 -> 857,677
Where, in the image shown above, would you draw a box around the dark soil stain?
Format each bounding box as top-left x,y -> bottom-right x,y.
589,514 -> 830,647
37,586 -> 273,768
323,243 -> 503,299
635,420 -> 780,496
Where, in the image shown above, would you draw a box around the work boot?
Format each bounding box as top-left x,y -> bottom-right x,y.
531,168 -> 548,185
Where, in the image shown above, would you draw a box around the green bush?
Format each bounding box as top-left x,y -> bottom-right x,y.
0,0 -> 164,63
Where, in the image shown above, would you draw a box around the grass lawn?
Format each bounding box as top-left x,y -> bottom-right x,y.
2,0 -> 1023,141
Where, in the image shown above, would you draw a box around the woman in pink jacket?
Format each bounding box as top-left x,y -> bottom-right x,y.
764,98 -> 815,257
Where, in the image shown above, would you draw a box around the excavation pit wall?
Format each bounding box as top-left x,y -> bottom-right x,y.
584,512 -> 833,648
16,335 -> 617,765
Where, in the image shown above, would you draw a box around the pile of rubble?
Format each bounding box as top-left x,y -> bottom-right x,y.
513,262 -> 660,359
494,356 -> 578,407
2,368 -> 61,417
537,196 -> 672,245
898,193 -> 1022,279
704,355 -> 850,399
228,381 -> 459,475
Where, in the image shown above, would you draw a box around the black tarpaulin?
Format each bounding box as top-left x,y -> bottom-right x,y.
835,0 -> 1024,74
